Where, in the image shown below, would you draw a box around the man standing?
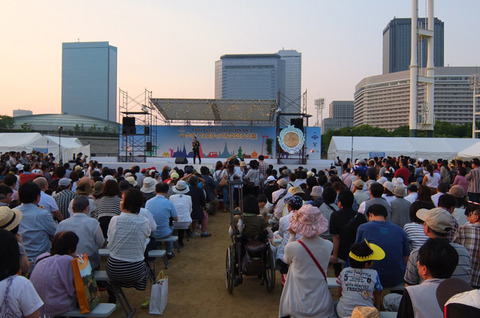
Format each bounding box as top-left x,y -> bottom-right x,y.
192,136 -> 201,164
145,182 -> 178,259
466,158 -> 480,203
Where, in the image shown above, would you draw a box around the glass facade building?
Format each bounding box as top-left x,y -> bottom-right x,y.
383,18 -> 444,74
62,42 -> 117,122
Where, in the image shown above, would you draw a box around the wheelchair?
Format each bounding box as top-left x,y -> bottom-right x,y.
225,180 -> 275,294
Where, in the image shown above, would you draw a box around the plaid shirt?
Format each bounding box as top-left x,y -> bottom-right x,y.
454,222 -> 480,287
466,167 -> 480,194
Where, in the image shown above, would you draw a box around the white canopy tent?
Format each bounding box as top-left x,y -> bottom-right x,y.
457,142 -> 480,160
328,136 -> 480,161
0,133 -> 90,162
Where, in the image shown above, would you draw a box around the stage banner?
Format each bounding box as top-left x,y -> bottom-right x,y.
119,126 -> 321,160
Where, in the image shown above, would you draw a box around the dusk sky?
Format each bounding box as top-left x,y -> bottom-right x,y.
2,1 -> 479,123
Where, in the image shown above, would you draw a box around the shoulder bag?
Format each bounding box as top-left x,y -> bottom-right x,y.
297,239 -> 327,281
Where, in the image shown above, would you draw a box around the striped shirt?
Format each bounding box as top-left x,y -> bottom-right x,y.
466,167 -> 480,194
54,189 -> 76,220
403,222 -> 428,252
94,196 -> 121,219
404,241 -> 471,285
454,222 -> 480,287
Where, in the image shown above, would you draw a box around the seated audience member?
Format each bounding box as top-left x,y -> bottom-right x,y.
94,180 -> 121,237
230,195 -> 272,243
3,174 -> 19,208
438,193 -> 460,241
397,238 -> 459,318
336,240 -> 385,317
0,229 -> 43,318
404,183 -> 418,203
53,178 -> 75,220
146,182 -> 178,259
30,231 -> 79,317
186,176 -> 211,237
169,180 -> 192,248
106,188 -> 151,290
256,194 -> 269,221
17,182 -> 57,261
355,204 -> 409,288
0,184 -> 13,207
431,182 -> 449,207
140,177 -> 157,203
453,204 -> 480,288
33,177 -> 63,222
390,185 -> 411,228
449,185 -> 468,226
0,206 -> 30,275
352,179 -> 369,205
403,201 -> 430,252
318,186 -> 339,226
56,195 -> 104,269
358,182 -> 392,220
309,185 -> 324,207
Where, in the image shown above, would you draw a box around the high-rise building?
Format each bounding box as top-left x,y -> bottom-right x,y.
383,17 -> 444,74
62,42 -> 117,122
354,67 -> 478,130
322,101 -> 354,134
215,50 -> 301,126
13,109 -> 33,117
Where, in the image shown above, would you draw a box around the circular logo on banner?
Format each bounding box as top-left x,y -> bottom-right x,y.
278,125 -> 305,154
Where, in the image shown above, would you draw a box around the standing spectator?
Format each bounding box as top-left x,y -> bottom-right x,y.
355,204 -> 409,288
200,166 -> 219,214
454,204 -> 480,288
279,204 -> 335,318
17,182 -> 57,261
53,178 -> 75,220
390,186 -> 412,228
272,178 -> 292,219
19,164 -> 40,186
186,176 -> 210,237
258,155 -> 268,187
192,136 -> 201,164
330,190 -> 367,276
146,182 -> 178,259
452,166 -> 469,194
423,164 -> 442,194
0,229 -> 43,317
465,158 -> 480,203
56,196 -> 104,269
394,159 -> 410,185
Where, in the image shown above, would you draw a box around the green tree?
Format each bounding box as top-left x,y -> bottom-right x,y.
20,122 -> 32,131
0,115 -> 14,131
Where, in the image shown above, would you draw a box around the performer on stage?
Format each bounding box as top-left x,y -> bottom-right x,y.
192,136 -> 201,164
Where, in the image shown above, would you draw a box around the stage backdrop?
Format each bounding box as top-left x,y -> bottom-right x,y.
120,126 -> 321,160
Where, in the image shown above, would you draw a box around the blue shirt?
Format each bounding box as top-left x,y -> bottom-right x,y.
145,194 -> 177,239
17,203 -> 57,260
355,220 -> 410,288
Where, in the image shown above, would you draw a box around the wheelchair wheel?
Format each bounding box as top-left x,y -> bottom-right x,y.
264,245 -> 275,291
225,245 -> 235,294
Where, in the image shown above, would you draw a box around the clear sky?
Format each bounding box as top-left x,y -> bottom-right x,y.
1,0 -> 479,122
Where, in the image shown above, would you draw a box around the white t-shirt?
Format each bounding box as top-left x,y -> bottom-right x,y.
0,275 -> 43,317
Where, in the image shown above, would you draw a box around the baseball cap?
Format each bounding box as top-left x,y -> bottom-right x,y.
417,207 -> 455,234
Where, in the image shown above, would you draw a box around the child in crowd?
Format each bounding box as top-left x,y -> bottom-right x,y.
335,239 -> 385,317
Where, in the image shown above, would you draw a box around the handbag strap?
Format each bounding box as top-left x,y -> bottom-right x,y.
297,240 -> 327,281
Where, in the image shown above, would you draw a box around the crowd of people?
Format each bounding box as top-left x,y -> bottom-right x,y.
1,150 -> 480,317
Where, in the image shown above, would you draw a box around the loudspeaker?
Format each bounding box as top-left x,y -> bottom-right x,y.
175,157 -> 188,164
122,117 -> 136,135
290,118 -> 303,130
146,142 -> 152,151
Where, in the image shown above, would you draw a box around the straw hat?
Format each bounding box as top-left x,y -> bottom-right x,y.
125,176 -> 138,187
76,180 -> 93,195
289,204 -> 328,237
173,180 -> 190,194
0,206 -> 23,231
170,171 -> 179,181
288,186 -> 305,195
351,306 -> 380,318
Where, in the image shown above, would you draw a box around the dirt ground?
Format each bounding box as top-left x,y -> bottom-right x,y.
104,210 -> 285,318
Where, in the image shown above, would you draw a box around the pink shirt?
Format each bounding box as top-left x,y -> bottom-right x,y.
453,175 -> 469,194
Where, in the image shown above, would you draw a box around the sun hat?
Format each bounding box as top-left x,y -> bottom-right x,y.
353,179 -> 365,190
417,207 -> 455,234
393,186 -> 406,198
93,181 -> 104,196
351,306 -> 380,318
288,186 -> 305,195
285,195 -> 304,210
310,186 -> 323,198
0,206 -> 23,231
349,239 -> 385,262
383,181 -> 394,193
376,177 -> 387,185
125,176 -> 138,187
173,180 -> 190,194
141,177 -> 157,193
436,278 -> 473,310
265,175 -> 276,184
76,180 -> 93,195
449,185 -> 465,198
15,164 -> 24,171
392,177 -> 404,187
124,172 -> 133,178
289,204 -> 328,237
277,178 -> 288,188
74,165 -> 83,171
58,178 -> 72,188
104,175 -> 116,182
306,171 -> 315,178
170,171 -> 179,180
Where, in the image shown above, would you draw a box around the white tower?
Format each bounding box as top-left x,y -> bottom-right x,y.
409,0 -> 435,136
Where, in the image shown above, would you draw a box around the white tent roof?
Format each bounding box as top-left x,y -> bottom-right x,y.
457,142 -> 480,160
0,133 -> 90,162
328,136 -> 480,161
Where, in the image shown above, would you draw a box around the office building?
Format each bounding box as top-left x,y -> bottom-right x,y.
13,109 -> 33,117
354,67 -> 479,130
322,101 -> 354,133
383,17 -> 444,74
62,42 -> 117,122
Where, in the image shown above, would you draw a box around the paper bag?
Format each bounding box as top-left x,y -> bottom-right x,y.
149,271 -> 168,315
72,253 -> 101,314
